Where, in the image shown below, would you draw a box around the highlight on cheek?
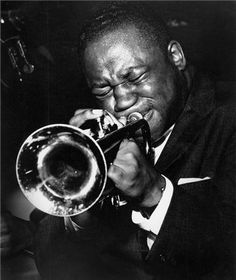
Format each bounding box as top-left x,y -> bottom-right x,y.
142,84 -> 152,92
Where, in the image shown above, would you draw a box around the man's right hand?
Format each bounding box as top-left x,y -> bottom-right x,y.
69,109 -> 104,128
1,211 -> 33,257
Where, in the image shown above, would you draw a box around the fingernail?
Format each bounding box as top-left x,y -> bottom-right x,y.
92,109 -> 103,116
118,116 -> 127,125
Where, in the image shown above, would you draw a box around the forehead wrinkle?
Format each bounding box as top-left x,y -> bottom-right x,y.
107,48 -> 134,77
90,46 -> 142,85
84,25 -> 157,85
104,42 -> 147,79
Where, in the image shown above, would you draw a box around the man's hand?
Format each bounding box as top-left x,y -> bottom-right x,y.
69,108 -> 104,128
108,139 -> 165,208
69,108 -> 165,209
0,212 -> 33,257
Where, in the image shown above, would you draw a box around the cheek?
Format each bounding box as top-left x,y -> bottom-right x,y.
149,109 -> 166,140
147,74 -> 176,121
147,91 -> 170,140
142,84 -> 152,92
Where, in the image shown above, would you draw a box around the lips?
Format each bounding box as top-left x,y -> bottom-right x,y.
115,109 -> 153,124
114,101 -> 153,123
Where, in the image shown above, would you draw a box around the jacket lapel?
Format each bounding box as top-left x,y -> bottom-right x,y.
155,71 -> 216,173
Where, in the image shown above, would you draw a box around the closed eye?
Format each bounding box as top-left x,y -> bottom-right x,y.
128,72 -> 147,84
92,86 -> 112,98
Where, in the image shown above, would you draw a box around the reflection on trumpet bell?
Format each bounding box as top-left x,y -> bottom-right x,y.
16,111 -> 152,217
16,125 -> 107,216
38,139 -> 96,199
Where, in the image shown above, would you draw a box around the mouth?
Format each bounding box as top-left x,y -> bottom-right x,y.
124,110 -> 153,125
128,110 -> 153,140
114,105 -> 154,124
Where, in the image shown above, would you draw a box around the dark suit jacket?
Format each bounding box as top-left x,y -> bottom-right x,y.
33,71 -> 236,280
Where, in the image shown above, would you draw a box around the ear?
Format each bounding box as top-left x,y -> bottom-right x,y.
168,40 -> 186,71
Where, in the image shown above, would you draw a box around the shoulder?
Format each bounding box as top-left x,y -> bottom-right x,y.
187,70 -> 235,133
214,82 -> 236,131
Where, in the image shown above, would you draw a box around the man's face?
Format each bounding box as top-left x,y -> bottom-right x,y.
83,26 -> 185,142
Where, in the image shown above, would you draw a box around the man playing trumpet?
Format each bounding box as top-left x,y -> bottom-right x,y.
1,3 -> 235,280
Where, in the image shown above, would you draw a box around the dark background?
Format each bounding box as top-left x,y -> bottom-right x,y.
1,1 -> 236,216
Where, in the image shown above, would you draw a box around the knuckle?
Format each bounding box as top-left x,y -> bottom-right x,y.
108,165 -> 124,181
127,139 -> 138,148
74,109 -> 84,115
129,164 -> 138,175
69,117 -> 76,126
125,152 -> 136,162
125,185 -> 141,198
84,109 -> 92,119
69,115 -> 81,126
69,109 -> 94,127
120,139 -> 130,146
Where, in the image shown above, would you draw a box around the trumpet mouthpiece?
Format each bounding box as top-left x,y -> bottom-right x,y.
128,112 -> 143,123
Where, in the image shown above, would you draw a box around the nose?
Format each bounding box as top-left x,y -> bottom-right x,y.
113,84 -> 138,112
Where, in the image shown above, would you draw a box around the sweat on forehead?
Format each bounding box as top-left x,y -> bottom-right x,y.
87,25 -> 153,54
78,3 -> 171,61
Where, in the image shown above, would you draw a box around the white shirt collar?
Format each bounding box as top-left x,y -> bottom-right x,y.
154,124 -> 175,164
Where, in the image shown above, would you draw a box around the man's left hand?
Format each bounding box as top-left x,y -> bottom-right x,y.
108,139 -> 165,208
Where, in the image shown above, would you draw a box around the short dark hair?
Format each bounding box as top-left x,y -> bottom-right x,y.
78,2 -> 171,64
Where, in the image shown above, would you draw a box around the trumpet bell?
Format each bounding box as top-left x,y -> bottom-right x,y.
16,111 -> 152,217
16,124 -> 107,216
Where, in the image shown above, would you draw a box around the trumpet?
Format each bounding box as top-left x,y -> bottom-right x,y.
16,111 -> 152,217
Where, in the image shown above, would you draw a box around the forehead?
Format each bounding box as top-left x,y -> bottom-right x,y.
83,25 -> 164,79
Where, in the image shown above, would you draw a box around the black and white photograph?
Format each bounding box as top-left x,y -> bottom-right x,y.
1,1 -> 236,279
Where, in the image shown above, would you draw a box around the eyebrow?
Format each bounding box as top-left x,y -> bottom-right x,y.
92,65 -> 147,88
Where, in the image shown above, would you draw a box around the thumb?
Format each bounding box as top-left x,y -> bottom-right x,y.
108,164 -> 125,186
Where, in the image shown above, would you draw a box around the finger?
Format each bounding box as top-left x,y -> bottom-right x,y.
108,152 -> 138,183
108,164 -> 126,185
69,109 -> 104,127
113,150 -> 138,167
104,111 -> 125,128
118,116 -> 127,126
108,163 -> 140,198
117,139 -> 140,156
73,108 -> 91,116
69,109 -> 103,126
111,140 -> 140,173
